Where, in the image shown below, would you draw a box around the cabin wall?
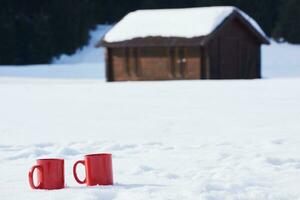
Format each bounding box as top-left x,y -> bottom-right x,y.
106,48 -> 113,81
110,48 -> 128,81
139,47 -> 170,80
207,18 -> 261,79
109,47 -> 202,81
185,47 -> 201,79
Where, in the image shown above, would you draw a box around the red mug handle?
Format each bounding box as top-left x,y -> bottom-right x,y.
73,160 -> 86,184
28,165 -> 42,189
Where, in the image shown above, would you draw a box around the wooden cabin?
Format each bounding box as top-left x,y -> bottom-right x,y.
97,6 -> 269,81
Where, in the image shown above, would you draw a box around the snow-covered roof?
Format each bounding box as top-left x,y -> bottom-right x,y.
103,6 -> 268,43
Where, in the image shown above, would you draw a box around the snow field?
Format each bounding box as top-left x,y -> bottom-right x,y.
1,135 -> 300,199
0,78 -> 300,199
0,25 -> 300,199
2,139 -> 300,199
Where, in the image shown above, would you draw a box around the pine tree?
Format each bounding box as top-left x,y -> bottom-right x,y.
273,0 -> 300,43
0,0 -> 299,65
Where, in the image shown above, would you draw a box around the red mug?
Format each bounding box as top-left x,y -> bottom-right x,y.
28,159 -> 65,190
73,153 -> 113,186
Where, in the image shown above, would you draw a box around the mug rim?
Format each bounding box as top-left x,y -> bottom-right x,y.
85,153 -> 112,157
37,158 -> 64,161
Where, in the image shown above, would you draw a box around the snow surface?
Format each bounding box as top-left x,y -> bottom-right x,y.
262,42 -> 300,78
0,25 -> 300,200
104,6 -> 268,43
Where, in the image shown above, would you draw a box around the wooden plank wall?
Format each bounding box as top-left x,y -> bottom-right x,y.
207,18 -> 262,79
109,47 -> 203,81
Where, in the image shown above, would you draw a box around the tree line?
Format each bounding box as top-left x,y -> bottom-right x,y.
0,0 -> 299,65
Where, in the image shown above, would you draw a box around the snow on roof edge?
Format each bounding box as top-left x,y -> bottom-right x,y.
103,6 -> 269,43
235,8 -> 269,40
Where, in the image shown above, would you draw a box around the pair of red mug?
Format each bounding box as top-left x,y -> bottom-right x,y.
28,153 -> 113,190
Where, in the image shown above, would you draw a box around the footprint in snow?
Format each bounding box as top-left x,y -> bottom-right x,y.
34,143 -> 54,148
57,147 -> 80,157
160,146 -> 175,151
165,173 -> 179,180
271,139 -> 286,145
143,142 -> 163,147
266,157 -> 297,166
105,144 -> 138,151
132,165 -> 155,175
7,147 -> 49,160
218,153 -> 230,160
0,145 -> 11,149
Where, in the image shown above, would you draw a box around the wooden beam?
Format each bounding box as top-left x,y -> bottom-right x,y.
106,48 -> 114,82
200,46 -> 206,79
258,46 -> 261,78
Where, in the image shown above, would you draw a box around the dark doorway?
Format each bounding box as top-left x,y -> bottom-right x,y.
220,38 -> 239,79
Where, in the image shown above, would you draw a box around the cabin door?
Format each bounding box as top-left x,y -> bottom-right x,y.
170,47 -> 186,79
220,38 -> 239,79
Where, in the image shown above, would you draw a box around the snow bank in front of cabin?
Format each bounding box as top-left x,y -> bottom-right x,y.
104,6 -> 267,43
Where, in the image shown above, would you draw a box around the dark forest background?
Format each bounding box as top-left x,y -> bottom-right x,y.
0,0 -> 299,65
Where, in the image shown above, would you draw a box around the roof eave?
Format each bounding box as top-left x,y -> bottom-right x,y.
97,36 -> 206,48
97,9 -> 270,47
95,35 -> 107,48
